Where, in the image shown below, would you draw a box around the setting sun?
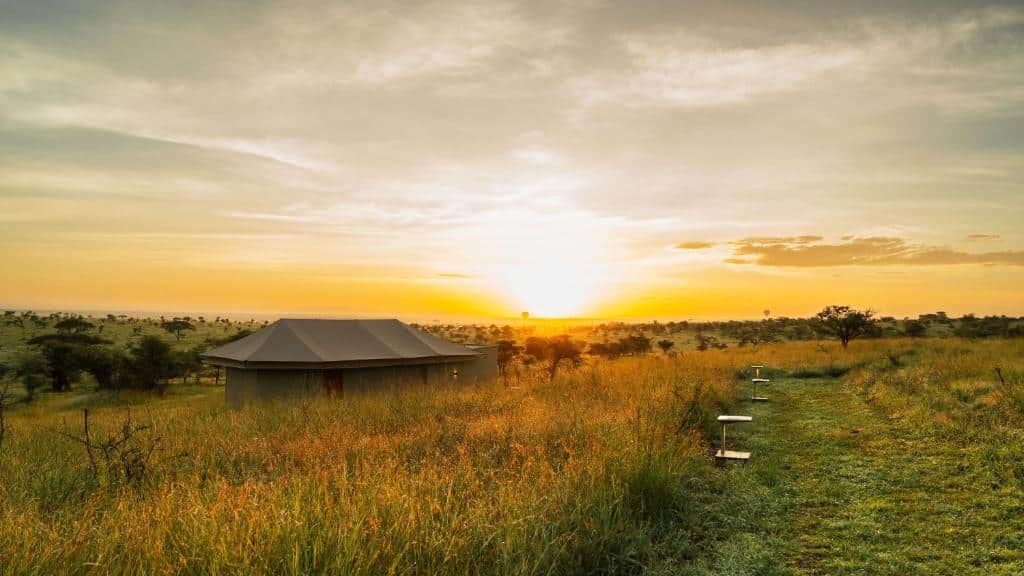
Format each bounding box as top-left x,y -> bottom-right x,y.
502,257 -> 603,318
475,210 -> 613,318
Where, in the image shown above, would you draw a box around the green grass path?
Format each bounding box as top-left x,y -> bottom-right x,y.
699,376 -> 1024,575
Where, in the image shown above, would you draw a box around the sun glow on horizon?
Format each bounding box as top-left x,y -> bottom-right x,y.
502,257 -> 605,318
474,211 -> 614,319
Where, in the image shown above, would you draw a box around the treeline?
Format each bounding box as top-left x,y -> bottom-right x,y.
1,313 -> 254,402
421,312 -> 1024,347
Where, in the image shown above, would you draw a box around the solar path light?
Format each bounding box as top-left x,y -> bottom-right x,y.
751,365 -> 769,402
715,415 -> 753,461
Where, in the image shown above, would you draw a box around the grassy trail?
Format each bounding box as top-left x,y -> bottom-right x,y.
712,375 -> 1024,575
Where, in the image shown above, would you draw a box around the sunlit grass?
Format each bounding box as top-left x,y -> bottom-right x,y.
2,338 -> 1022,574
0,354 -> 739,575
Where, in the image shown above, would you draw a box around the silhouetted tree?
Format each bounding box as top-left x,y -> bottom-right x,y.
176,346 -> 205,385
54,317 -> 93,334
626,334 -> 653,354
28,333 -> 108,392
696,333 -> 727,351
11,350 -> 47,401
525,335 -> 584,381
903,319 -> 927,338
79,346 -> 129,390
128,336 -> 177,394
815,305 -> 876,348
0,371 -> 11,451
496,340 -> 523,383
657,339 -> 675,354
161,319 -> 195,341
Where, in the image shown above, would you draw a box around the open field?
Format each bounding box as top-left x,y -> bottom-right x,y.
1,335 -> 1023,574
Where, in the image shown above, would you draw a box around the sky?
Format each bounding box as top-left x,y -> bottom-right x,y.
1,0 -> 1023,321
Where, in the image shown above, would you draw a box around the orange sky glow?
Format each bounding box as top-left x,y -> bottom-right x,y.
2,1 -> 1023,321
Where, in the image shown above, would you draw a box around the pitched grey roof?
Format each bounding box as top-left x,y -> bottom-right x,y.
201,319 -> 478,369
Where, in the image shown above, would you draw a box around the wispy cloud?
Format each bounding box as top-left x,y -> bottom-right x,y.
223,211 -> 319,223
576,38 -> 857,108
572,5 -> 1024,113
726,236 -> 1024,267
674,241 -> 714,250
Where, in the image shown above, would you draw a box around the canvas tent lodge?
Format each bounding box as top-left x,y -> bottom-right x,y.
201,319 -> 497,407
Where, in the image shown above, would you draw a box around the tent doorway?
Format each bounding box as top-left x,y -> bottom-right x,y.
324,370 -> 344,397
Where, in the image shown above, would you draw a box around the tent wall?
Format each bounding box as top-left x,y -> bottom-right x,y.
225,356 -> 497,407
460,345 -> 498,383
340,363 -> 453,394
225,368 -> 323,407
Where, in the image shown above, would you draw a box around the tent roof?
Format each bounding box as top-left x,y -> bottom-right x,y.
201,319 -> 479,369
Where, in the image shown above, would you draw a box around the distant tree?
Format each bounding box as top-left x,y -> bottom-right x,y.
28,332 -> 108,392
78,346 -> 129,390
903,319 -> 927,338
815,305 -> 876,349
695,333 -> 727,351
588,342 -> 614,358
54,317 -> 93,334
657,339 -> 675,354
12,349 -> 48,401
496,340 -> 523,383
0,311 -> 13,337
177,346 -> 206,385
128,336 -> 177,394
790,323 -> 816,341
0,372 -> 12,451
160,319 -> 195,341
525,335 -> 584,381
626,334 -> 653,354
757,320 -> 780,344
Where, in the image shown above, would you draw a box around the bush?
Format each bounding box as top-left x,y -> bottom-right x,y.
790,364 -> 852,379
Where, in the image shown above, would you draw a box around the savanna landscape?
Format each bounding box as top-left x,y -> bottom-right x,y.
1,312 -> 1023,574
3,0 -> 1024,574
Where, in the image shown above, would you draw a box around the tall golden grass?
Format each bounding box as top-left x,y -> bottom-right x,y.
0,352 -> 740,575
0,338 -> 1020,575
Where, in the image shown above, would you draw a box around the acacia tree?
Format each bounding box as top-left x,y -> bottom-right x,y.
12,350 -> 47,401
496,340 -> 523,384
54,317 -> 93,334
525,335 -> 584,382
161,319 -> 195,341
0,365 -> 9,450
815,305 -> 876,348
657,339 -> 675,354
27,332 -> 108,392
903,319 -> 927,338
128,336 -> 178,394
